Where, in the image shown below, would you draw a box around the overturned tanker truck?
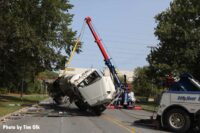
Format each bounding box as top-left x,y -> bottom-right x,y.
48,17 -> 129,115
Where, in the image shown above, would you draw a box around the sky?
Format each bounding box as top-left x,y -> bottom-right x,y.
69,0 -> 171,71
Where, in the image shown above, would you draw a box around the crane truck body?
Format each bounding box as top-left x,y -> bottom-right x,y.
135,74 -> 200,133
150,74 -> 200,133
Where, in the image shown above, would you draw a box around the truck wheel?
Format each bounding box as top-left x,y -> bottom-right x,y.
165,109 -> 191,133
75,100 -> 87,111
92,105 -> 106,116
53,97 -> 62,105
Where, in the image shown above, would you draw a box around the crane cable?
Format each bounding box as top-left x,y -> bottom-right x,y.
65,37 -> 80,67
62,21 -> 86,75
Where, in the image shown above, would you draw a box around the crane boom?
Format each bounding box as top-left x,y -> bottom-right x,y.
85,17 -> 109,61
85,16 -> 122,90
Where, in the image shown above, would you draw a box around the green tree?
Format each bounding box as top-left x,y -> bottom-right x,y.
37,71 -> 58,80
0,0 -> 78,92
147,0 -> 200,80
132,66 -> 157,97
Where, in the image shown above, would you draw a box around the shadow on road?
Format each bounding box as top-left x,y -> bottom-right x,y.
132,120 -> 199,133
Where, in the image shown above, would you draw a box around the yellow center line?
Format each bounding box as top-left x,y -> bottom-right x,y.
101,114 -> 136,133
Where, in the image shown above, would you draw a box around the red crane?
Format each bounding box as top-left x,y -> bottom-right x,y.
85,16 -> 128,106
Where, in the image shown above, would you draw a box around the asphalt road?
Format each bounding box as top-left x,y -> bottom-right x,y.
0,99 -> 173,133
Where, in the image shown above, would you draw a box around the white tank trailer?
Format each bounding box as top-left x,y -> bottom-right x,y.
48,69 -> 116,115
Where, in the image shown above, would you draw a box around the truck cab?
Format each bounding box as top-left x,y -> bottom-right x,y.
72,69 -> 116,107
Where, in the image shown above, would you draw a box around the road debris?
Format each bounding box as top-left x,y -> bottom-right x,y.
5,113 -> 24,120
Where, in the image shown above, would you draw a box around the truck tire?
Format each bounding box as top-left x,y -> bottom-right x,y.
53,97 -> 62,105
165,109 -> 191,133
92,105 -> 106,116
75,100 -> 87,111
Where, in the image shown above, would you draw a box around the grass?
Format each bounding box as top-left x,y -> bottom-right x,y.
137,102 -> 158,112
0,94 -> 48,117
136,96 -> 159,112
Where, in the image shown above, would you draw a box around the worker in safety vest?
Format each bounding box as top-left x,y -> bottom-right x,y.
127,85 -> 136,106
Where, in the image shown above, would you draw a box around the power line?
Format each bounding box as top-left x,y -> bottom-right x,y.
83,32 -> 155,42
82,36 -> 155,46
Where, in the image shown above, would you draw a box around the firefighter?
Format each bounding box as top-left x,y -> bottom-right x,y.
127,85 -> 136,107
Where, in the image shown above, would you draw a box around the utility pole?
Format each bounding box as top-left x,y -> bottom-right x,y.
20,62 -> 25,102
20,78 -> 24,102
